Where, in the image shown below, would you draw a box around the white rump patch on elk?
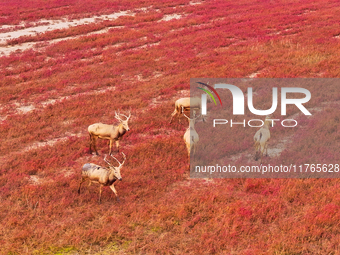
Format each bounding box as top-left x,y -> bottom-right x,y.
254,116 -> 274,163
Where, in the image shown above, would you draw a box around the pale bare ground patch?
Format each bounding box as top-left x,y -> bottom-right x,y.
0,1 -> 204,56
0,132 -> 84,179
170,178 -> 214,189
148,95 -> 169,108
0,11 -> 133,45
103,41 -> 126,51
1,11 -> 218,59
0,86 -> 116,121
213,38 -> 236,53
166,177 -> 216,197
267,28 -> 294,36
286,103 -> 334,120
311,71 -> 326,77
0,2 -> 211,58
136,41 -> 161,49
321,100 -> 340,106
136,128 -> 183,140
137,89 -> 189,114
4,47 -> 103,79
126,71 -> 163,83
269,134 -> 294,158
1,6 -> 188,57
0,26 -> 126,56
296,9 -> 316,16
22,132 -> 83,153
248,71 -> 261,78
159,14 -> 185,22
27,170 -> 76,187
60,167 -> 76,178
219,132 -> 295,166
27,175 -> 53,186
62,120 -> 74,126
15,104 -> 35,114
114,40 -> 161,56
40,85 -> 116,107
176,90 -> 190,98
189,0 -> 204,5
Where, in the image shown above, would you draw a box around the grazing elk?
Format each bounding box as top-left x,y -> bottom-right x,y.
183,113 -> 199,163
170,97 -> 202,124
88,111 -> 131,155
254,116 -> 274,163
78,153 -> 126,203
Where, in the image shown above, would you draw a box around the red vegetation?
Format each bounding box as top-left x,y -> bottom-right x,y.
1,0 -> 340,254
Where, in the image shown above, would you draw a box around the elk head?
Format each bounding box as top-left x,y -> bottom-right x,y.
264,115 -> 275,127
115,111 -> 131,131
183,112 -> 201,125
104,152 -> 126,181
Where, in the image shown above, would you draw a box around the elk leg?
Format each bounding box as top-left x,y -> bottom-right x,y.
109,139 -> 113,155
260,145 -> 265,164
187,144 -> 191,169
89,134 -> 93,154
169,109 -> 178,124
193,144 -> 197,160
93,136 -> 99,155
116,140 -> 120,153
110,184 -> 120,202
254,142 -> 260,160
191,136 -> 196,160
99,185 -> 103,203
186,143 -> 190,158
78,177 -> 85,194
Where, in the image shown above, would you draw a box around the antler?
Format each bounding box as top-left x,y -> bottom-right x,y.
115,110 -> 131,121
183,113 -> 190,120
121,152 -> 126,165
122,108 -> 131,120
115,111 -> 121,120
104,155 -> 112,166
183,113 -> 201,120
110,152 -> 126,166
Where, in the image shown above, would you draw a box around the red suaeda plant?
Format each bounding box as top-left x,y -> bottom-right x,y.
1,0 -> 340,254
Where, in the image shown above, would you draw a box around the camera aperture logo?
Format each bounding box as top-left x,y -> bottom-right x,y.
196,81 -> 223,106
197,82 -> 312,128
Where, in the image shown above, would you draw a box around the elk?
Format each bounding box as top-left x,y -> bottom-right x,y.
254,116 -> 274,163
169,97 -> 202,124
88,111 -> 131,155
78,152 -> 126,203
183,113 -> 199,162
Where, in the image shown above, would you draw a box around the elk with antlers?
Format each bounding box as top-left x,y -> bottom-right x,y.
183,113 -> 200,162
170,97 -> 202,124
78,153 -> 126,203
254,116 -> 274,163
88,111 -> 131,155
